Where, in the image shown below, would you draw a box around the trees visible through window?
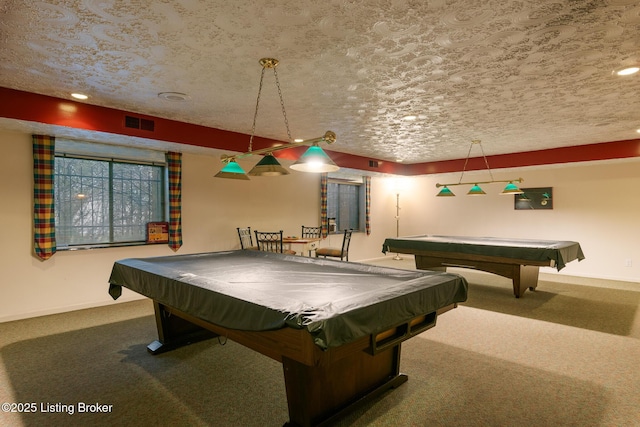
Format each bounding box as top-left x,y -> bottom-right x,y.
54,156 -> 165,246
326,178 -> 363,232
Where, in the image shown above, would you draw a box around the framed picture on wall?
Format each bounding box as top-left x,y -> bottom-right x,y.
515,187 -> 553,210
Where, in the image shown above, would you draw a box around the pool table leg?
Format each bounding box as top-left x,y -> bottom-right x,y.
147,302 -> 216,354
282,344 -> 406,427
513,265 -> 540,298
414,255 -> 541,298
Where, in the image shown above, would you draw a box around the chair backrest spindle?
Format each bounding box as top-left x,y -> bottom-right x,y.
237,227 -> 257,250
254,230 -> 295,255
301,226 -> 321,238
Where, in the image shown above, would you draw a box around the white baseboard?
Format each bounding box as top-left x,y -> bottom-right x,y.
0,294 -> 146,323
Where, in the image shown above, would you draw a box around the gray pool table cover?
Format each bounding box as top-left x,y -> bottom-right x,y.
109,250 -> 468,349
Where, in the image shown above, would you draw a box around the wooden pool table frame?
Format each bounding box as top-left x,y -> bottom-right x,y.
383,235 -> 585,298
388,247 -> 553,298
148,300 -> 455,427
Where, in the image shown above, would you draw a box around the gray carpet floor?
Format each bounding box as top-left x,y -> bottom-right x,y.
1,257 -> 639,426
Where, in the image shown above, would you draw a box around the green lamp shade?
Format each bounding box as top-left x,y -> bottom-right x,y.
248,154 -> 290,176
501,182 -> 523,195
436,186 -> 455,197
467,184 -> 486,195
290,145 -> 339,173
214,160 -> 249,180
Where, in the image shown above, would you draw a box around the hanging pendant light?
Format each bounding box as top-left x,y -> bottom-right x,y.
290,143 -> 339,173
500,181 -> 523,195
436,186 -> 455,197
435,140 -> 523,196
214,160 -> 250,180
215,58 -> 339,179
467,184 -> 486,195
248,153 -> 290,176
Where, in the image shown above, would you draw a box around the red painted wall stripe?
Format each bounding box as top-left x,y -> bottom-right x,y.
2,87 -> 638,175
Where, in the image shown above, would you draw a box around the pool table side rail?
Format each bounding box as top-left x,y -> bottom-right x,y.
108,251 -> 468,349
385,246 -> 556,268
382,236 -> 585,271
152,300 -> 456,367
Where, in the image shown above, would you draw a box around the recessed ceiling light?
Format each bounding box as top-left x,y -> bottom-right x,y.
636,129 -> 640,134
158,92 -> 190,101
294,138 -> 304,143
402,115 -> 417,121
613,66 -> 639,76
71,93 -> 88,100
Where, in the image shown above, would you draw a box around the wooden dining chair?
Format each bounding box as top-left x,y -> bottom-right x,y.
316,229 -> 353,261
301,226 -> 322,238
237,227 -> 258,250
254,230 -> 296,255
300,225 -> 322,256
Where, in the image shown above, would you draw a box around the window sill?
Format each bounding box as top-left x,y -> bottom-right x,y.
57,242 -> 154,251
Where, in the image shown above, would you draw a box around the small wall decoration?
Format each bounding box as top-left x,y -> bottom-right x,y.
146,221 -> 169,243
515,187 -> 553,210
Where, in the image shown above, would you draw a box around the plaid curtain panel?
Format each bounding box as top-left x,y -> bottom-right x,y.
365,176 -> 371,235
320,173 -> 328,238
33,135 -> 56,260
166,152 -> 183,251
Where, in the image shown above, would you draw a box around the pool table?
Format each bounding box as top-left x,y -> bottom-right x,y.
108,250 -> 468,427
383,235 -> 585,298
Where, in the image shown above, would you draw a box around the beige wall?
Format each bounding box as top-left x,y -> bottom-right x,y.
1,129 -> 638,322
389,162 -> 640,281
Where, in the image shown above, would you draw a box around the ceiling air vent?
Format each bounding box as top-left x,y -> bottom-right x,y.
124,115 -> 155,131
140,118 -> 155,131
124,115 -> 139,129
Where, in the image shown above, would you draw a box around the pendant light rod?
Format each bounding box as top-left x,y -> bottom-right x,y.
220,130 -> 336,163
434,139 -> 523,196
436,177 -> 523,188
215,57 -> 338,179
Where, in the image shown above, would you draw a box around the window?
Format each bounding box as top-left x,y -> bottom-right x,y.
54,142 -> 166,248
326,178 -> 364,232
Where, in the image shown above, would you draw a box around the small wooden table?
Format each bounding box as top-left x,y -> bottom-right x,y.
283,236 -> 322,257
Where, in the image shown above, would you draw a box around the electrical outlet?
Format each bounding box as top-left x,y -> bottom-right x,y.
624,259 -> 632,267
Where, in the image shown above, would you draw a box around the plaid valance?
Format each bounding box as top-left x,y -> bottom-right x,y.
365,176 -> 371,235
166,152 -> 183,251
320,173 -> 328,238
33,135 -> 56,260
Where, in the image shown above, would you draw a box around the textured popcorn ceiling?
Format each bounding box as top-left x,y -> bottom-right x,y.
1,0 -> 639,163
